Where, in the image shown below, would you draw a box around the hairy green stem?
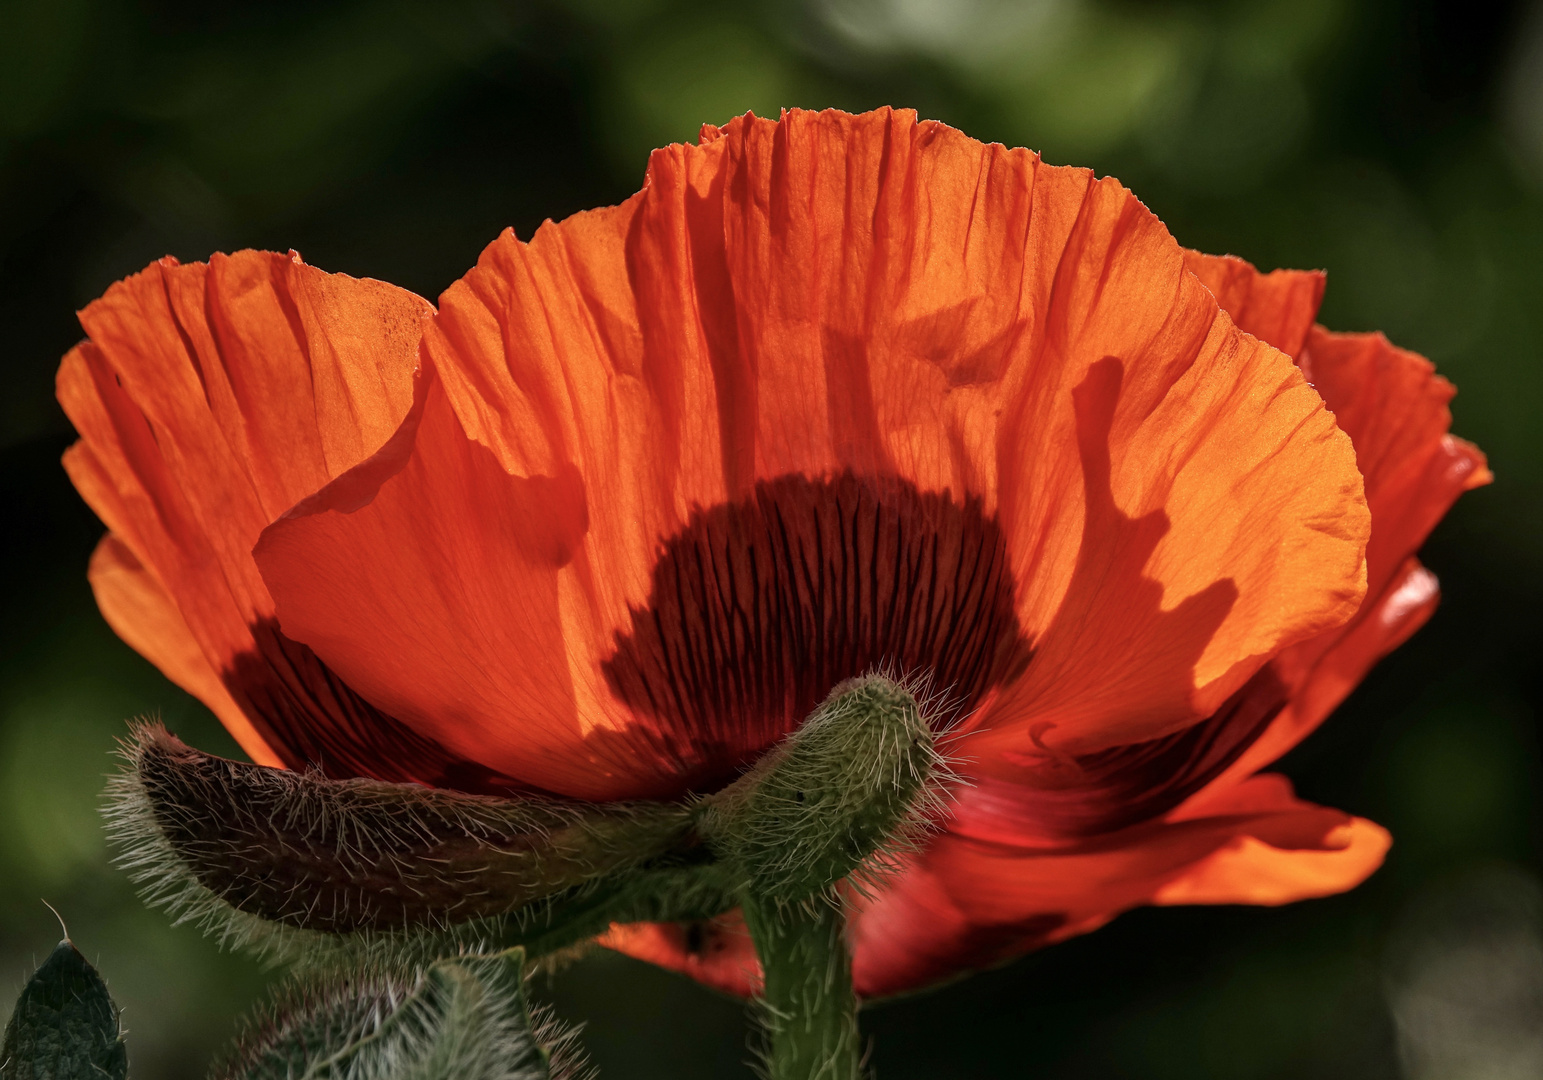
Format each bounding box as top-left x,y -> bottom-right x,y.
743,895 -> 862,1080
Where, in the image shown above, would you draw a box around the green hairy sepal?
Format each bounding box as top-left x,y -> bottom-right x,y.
700,674 -> 945,905
216,948 -> 588,1080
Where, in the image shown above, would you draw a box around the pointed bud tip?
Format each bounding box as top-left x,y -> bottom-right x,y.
2,937 -> 127,1080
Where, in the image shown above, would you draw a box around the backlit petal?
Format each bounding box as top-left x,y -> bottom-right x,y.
1209,326 -> 1489,784
847,774 -> 1383,998
56,252 -> 462,776
86,533 -> 277,764
255,366 -> 601,795
1183,250 -> 1325,360
298,108 -> 1369,792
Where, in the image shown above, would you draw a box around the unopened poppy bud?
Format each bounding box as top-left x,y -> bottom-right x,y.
216,948 -> 584,1080
108,724 -> 697,935
700,675 -> 942,904
3,938 -> 127,1080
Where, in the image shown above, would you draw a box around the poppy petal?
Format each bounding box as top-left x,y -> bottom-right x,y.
603,773 -> 1387,1000
1301,327 -> 1491,608
385,109 -> 1366,790
86,533 -> 279,764
255,365 -> 608,796
602,871 -> 1072,1002
960,330 -> 1366,763
1162,256 -> 1488,790
1151,819 -> 1390,906
847,858 -> 1073,999
846,774 -> 1384,997
56,251 -> 460,775
1154,771 -> 1391,903
597,917 -> 761,998
1211,327 -> 1490,783
1182,250 -> 1325,360
943,665 -> 1289,845
712,111 -> 1367,750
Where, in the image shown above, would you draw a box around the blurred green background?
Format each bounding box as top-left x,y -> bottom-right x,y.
0,0 -> 1538,1076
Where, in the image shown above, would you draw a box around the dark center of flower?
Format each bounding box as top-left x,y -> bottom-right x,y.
600,472 -> 1031,795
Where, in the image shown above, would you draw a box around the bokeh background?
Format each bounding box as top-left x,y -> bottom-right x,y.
0,0 -> 1538,1076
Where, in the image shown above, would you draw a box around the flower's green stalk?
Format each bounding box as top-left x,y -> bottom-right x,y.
701,674 -> 943,1080
743,896 -> 860,1080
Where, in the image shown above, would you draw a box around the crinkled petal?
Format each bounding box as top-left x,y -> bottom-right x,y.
963,334 -> 1366,762
1209,323 -> 1487,784
281,108 -> 1366,796
56,251 -> 474,780
1182,250 -> 1325,360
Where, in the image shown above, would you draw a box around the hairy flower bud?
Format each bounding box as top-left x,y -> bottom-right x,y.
108,724 -> 698,935
2,938 -> 127,1080
216,948 -> 585,1080
699,675 -> 942,904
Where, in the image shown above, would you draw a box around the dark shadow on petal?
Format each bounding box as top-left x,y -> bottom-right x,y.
955,356 -> 1255,842
597,473 -> 1033,798
972,668 -> 1287,841
222,617 -> 532,795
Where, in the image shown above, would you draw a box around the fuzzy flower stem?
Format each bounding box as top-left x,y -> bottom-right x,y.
703,674 -> 942,1080
743,895 -> 861,1080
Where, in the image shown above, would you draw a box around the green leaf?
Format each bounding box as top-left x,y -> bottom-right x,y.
218,948 -> 581,1080
1,939 -> 127,1080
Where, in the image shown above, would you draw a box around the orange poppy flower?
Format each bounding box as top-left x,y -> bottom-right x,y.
59,108 -> 1488,999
